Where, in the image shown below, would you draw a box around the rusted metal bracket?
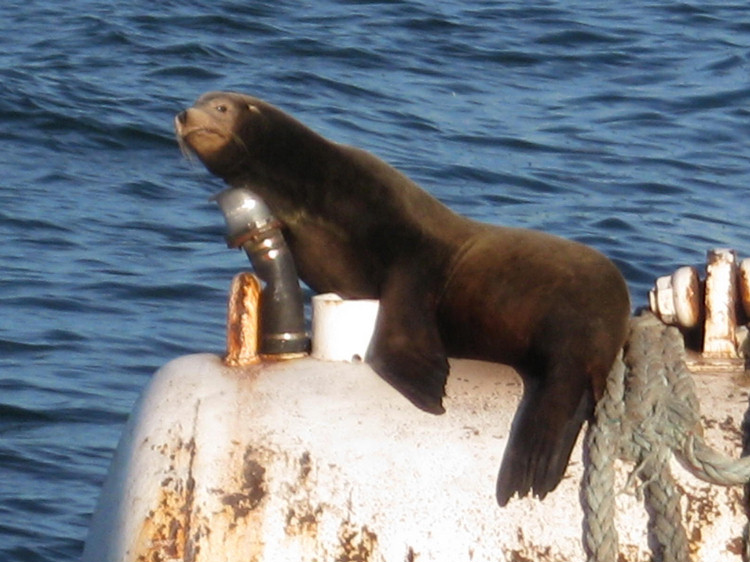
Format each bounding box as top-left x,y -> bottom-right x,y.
649,248 -> 749,369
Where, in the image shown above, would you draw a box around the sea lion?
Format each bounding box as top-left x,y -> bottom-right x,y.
175,92 -> 631,505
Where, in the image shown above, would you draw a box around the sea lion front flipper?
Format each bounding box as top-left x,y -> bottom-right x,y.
365,265 -> 448,415
495,364 -> 592,506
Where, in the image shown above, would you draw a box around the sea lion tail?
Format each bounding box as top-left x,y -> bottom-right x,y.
495,375 -> 592,506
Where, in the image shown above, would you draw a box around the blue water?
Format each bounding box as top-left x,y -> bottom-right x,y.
2,1 -> 749,559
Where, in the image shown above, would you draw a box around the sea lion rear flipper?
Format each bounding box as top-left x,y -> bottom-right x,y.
365,266 -> 448,415
496,371 -> 592,506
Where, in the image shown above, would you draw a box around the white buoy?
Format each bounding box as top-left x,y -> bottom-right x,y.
83,276 -> 750,561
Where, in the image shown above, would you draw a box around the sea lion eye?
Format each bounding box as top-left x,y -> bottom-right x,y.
215,104 -> 228,113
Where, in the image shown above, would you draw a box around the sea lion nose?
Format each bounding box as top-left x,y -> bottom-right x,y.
176,110 -> 188,124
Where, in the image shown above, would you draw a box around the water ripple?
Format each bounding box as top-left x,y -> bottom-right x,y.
2,2 -> 750,561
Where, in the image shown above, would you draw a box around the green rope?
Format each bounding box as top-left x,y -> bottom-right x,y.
582,312 -> 750,562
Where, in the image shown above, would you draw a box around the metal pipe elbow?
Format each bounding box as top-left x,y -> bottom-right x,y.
214,187 -> 309,355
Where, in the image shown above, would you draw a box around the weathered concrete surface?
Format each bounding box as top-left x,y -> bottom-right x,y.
82,353 -> 749,561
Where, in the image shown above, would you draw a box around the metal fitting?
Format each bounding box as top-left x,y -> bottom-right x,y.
214,187 -> 310,356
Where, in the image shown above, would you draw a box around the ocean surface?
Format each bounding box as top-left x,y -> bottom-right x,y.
1,1 -> 749,559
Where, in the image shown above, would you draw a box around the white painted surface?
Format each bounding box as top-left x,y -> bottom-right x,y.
82,352 -> 749,561
311,293 -> 379,362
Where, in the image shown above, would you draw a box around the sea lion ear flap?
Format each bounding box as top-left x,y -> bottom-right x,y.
247,104 -> 260,114
364,266 -> 448,415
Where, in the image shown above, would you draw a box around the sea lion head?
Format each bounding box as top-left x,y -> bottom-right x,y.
175,91 -> 263,179
175,91 -> 324,184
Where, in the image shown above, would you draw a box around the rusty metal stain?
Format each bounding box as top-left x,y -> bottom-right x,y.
682,483 -> 745,559
133,437 -> 207,562
282,450 -> 326,540
225,272 -> 262,367
133,440 -> 275,560
285,503 -> 322,538
242,448 -> 268,505
220,445 -> 268,524
203,445 -> 276,561
336,521 -> 378,562
508,528 -> 569,562
727,536 -> 744,555
740,259 -> 750,319
299,450 -> 312,482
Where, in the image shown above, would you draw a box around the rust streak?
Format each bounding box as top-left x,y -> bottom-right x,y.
134,401 -> 203,562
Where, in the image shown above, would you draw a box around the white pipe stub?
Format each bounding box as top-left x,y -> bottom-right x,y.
311,293 -> 379,362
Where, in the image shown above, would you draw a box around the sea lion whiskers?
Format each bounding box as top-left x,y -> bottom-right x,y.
176,131 -> 197,161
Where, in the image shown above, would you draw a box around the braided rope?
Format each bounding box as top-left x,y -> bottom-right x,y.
583,311 -> 750,562
582,356 -> 624,562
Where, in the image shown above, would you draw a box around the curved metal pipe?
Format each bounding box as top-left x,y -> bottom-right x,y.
213,187 -> 310,356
